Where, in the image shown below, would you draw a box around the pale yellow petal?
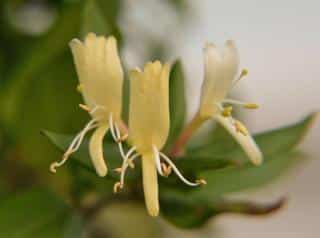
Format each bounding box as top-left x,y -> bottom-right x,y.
200,41 -> 239,118
129,62 -> 170,153
200,42 -> 223,117
89,124 -> 109,176
141,152 -> 159,217
214,114 -> 263,165
69,33 -> 123,122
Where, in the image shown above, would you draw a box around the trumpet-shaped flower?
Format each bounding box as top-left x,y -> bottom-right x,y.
113,61 -> 205,217
199,40 -> 263,165
50,33 -> 125,177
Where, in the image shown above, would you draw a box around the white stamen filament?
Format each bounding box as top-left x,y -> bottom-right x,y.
120,153 -> 139,187
152,145 -> 164,176
50,118 -> 98,173
223,99 -> 247,106
109,113 -> 117,141
109,113 -> 128,161
222,99 -> 258,109
215,102 -> 224,111
159,152 -> 200,187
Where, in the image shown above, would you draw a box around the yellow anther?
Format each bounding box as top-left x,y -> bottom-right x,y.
196,179 -> 207,185
240,68 -> 249,78
113,182 -> 123,194
116,134 -> 129,143
244,103 -> 259,109
76,84 -> 83,93
161,163 -> 172,177
234,120 -> 249,136
128,159 -> 135,169
222,106 -> 233,117
113,168 -> 122,173
79,104 -> 90,112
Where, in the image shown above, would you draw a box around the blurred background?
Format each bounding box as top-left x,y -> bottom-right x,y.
0,0 -> 319,237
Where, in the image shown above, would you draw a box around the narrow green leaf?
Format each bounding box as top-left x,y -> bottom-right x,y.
42,130 -> 139,181
193,152 -> 302,199
166,60 -> 187,147
0,189 -> 80,238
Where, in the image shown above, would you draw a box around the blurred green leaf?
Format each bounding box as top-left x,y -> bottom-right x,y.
165,60 -> 187,147
0,189 -> 83,238
63,215 -> 86,238
161,195 -> 285,229
0,1 -> 84,126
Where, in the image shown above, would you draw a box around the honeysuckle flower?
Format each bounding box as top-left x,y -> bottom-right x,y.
113,61 -> 205,217
199,40 -> 263,165
50,33 -> 126,177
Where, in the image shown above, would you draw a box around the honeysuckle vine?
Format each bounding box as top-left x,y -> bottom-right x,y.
50,33 -> 263,217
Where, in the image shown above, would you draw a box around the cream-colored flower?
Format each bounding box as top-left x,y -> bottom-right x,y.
199,40 -> 263,165
50,33 -> 125,177
113,61 -> 204,217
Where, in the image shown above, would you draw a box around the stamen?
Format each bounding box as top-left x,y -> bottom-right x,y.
109,114 -> 131,162
109,114 -> 117,141
120,153 -> 139,188
196,179 -> 207,185
234,120 -> 249,136
222,106 -> 233,117
244,103 -> 259,109
161,163 -> 172,177
153,146 -> 164,176
113,182 -> 122,193
232,68 -> 249,87
50,119 -> 97,173
223,99 -> 259,110
114,168 -> 122,173
79,104 -> 90,112
159,152 -> 200,187
77,84 -> 83,93
239,68 -> 249,78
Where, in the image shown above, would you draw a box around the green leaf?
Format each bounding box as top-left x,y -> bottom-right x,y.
0,2 -> 84,126
166,60 -> 187,147
42,130 -> 139,181
192,152 -> 301,199
0,189 -> 83,238
183,113 -> 317,170
161,195 -> 285,229
180,113 -> 317,199
159,113 -> 316,228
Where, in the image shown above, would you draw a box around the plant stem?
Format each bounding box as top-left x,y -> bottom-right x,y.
169,112 -> 207,158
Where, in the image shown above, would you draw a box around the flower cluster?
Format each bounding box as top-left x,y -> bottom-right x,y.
50,33 -> 263,217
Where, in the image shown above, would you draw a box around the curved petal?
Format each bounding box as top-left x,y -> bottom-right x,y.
200,41 -> 239,117
214,114 -> 263,165
89,124 -> 109,176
